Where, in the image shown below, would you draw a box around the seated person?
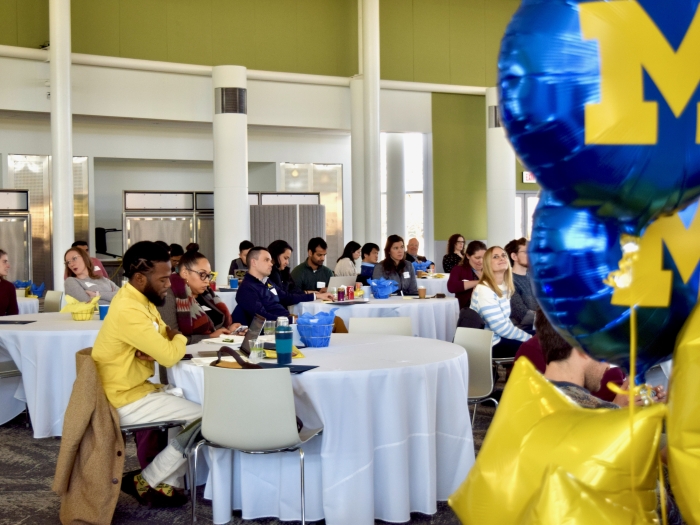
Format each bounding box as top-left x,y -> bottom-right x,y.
290,237 -> 334,292
504,238 -> 538,330
405,238 -> 435,270
234,246 -> 330,324
169,243 -> 184,272
372,235 -> 418,295
158,244 -> 243,344
64,248 -> 120,305
0,249 -> 18,316
228,240 -> 253,275
470,246 -> 531,358
442,233 -> 466,274
92,241 -> 200,507
447,240 -> 486,309
358,242 -> 380,285
267,240 -> 329,302
334,241 -> 361,276
64,240 -> 107,279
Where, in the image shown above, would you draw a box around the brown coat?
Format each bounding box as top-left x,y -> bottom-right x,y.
53,348 -> 125,525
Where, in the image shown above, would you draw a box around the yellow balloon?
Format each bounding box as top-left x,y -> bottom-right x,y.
449,359 -> 666,524
520,465 -> 656,525
668,303 -> 700,524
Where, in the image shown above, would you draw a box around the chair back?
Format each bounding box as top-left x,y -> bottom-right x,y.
44,291 -> 63,313
348,317 -> 413,336
453,327 -> 495,399
201,366 -> 301,451
457,307 -> 485,329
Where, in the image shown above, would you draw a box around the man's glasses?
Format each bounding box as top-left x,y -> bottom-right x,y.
187,268 -> 215,282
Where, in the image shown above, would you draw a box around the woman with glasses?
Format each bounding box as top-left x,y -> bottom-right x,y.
470,246 -> 532,358
64,248 -> 120,304
158,244 -> 243,344
442,234 -> 466,274
0,249 -> 19,316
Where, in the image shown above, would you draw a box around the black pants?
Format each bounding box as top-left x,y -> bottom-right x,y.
492,337 -> 524,359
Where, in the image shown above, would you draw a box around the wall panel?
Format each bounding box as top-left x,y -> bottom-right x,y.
211,0 -> 257,67
118,0 -> 168,61
71,0 -> 120,57
0,0 -> 18,47
166,0 -> 213,66
413,0 -> 450,84
379,0 -> 414,82
17,0 -> 48,49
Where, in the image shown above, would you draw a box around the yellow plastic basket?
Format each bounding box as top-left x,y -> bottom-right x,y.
71,310 -> 95,321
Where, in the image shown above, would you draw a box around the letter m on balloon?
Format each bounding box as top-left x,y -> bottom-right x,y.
579,1 -> 700,144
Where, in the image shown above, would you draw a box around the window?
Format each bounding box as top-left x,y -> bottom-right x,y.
515,191 -> 540,239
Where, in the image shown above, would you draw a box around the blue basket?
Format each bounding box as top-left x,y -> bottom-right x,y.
296,322 -> 334,348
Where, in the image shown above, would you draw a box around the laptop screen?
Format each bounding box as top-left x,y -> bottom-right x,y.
239,314 -> 266,356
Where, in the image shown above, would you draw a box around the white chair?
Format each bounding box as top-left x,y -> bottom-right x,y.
348,317 -> 413,337
453,327 -> 498,423
190,366 -> 323,524
44,291 -> 63,313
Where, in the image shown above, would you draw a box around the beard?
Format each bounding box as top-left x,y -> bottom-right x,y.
143,279 -> 166,306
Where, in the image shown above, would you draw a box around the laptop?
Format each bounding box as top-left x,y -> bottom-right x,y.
238,314 -> 266,357
328,275 -> 357,290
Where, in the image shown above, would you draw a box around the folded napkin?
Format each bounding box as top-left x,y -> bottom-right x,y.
367,278 -> 399,299
412,260 -> 434,272
297,308 -> 338,325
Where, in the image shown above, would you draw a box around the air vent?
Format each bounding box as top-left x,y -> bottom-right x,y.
488,105 -> 501,128
215,87 -> 247,114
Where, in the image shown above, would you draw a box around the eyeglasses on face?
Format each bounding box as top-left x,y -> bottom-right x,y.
64,255 -> 81,266
456,240 -> 465,244
187,268 -> 215,282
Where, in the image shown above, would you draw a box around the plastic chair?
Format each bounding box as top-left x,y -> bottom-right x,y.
190,366 -> 323,524
453,327 -> 498,424
44,291 -> 63,313
348,317 -> 413,337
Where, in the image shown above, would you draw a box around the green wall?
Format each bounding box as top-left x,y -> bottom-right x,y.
432,93 -> 486,241
380,0 -> 521,86
0,0 -> 358,77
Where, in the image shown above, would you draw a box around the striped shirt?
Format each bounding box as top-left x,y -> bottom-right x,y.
470,282 -> 532,345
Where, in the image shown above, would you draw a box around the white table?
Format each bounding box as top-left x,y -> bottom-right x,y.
17,297 -> 39,314
293,296 -> 460,342
0,312 -> 101,437
170,334 -> 474,525
416,276 -> 454,298
217,290 -> 237,314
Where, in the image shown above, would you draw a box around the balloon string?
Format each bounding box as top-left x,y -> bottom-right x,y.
658,452 -> 668,525
629,306 -> 637,496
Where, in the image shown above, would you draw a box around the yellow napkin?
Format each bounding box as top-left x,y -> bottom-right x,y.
263,346 -> 305,359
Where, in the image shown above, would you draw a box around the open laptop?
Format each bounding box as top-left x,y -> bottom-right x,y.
238,314 -> 266,357
328,275 -> 357,290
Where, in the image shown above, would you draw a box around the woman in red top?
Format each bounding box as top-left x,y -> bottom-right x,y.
0,249 -> 19,316
447,240 -> 486,309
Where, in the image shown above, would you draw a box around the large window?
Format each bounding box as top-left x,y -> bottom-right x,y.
515,191 -> 539,239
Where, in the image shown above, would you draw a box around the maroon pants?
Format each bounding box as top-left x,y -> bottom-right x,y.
134,430 -> 168,469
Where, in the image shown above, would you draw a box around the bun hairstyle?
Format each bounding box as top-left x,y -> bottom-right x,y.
185,243 -> 199,253
179,243 -> 207,271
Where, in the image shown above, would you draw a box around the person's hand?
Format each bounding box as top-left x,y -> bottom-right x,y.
134,350 -> 155,361
227,323 -> 247,335
319,287 -> 328,293
315,292 -> 333,301
612,379 -> 645,407
210,327 -> 232,338
85,290 -> 98,298
165,326 -> 181,340
652,384 -> 667,403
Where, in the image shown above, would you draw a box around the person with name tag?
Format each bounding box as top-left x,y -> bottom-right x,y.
64,248 -> 120,305
290,237 -> 334,293
372,234 -> 418,295
0,249 -> 18,316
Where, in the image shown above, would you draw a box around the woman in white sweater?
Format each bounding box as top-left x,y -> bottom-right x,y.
64,248 -> 119,305
470,246 -> 532,358
334,241 -> 361,277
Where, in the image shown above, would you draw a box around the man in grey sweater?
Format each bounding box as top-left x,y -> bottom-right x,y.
505,238 -> 538,330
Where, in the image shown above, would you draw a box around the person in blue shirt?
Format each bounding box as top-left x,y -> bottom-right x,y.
233,246 -> 331,324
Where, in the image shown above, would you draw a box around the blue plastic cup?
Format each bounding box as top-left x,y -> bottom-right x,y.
99,304 -> 109,320
229,278 -> 239,290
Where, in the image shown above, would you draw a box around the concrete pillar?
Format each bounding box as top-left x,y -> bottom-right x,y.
486,87 -> 516,248
362,0 -> 381,244
385,133 -> 405,238
350,76 -> 365,244
212,66 -> 249,286
49,0 -> 75,291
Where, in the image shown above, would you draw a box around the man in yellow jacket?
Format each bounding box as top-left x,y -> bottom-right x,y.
92,241 -> 201,507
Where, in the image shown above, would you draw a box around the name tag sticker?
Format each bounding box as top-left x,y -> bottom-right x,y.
153,321 -> 159,332
94,266 -> 101,272
403,272 -> 410,278
270,288 -> 278,296
84,282 -> 95,288
316,281 -> 325,289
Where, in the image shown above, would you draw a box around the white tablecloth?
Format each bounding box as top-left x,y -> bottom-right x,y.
293,296 -> 460,342
17,297 -> 39,314
217,290 -> 237,314
170,334 -> 474,525
416,276 -> 453,297
0,312 -> 101,437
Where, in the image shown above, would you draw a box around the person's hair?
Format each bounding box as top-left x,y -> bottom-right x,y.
535,308 -> 573,364
246,246 -> 269,264
169,243 -> 184,257
0,249 -> 7,280
71,240 -> 88,249
361,243 -> 380,258
268,240 -> 293,268
447,233 -> 466,256
461,240 -> 487,268
337,241 -> 361,263
239,240 -> 254,253
478,246 -> 514,298
122,241 -> 170,279
504,238 -> 528,266
64,248 -> 99,279
307,237 -> 327,253
179,243 -> 207,271
154,240 -> 170,254
382,234 -> 406,273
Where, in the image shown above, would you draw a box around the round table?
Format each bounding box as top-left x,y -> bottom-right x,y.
17,297 -> 39,315
170,334 -> 474,525
216,290 -> 237,314
0,312 -> 102,437
293,296 -> 460,341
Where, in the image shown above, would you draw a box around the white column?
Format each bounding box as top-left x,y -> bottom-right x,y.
486,87 -> 516,248
49,0 -> 75,292
350,76 -> 365,244
362,0 -> 381,244
213,66 -> 249,286
385,133 -> 405,238
422,134 -> 435,262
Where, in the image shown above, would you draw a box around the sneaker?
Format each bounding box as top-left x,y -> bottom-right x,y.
120,470 -> 149,505
147,486 -> 188,508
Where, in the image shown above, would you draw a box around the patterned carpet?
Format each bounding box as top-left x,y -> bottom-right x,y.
0,396 -> 497,525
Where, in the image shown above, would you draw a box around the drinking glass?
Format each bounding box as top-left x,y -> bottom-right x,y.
249,339 -> 266,363
263,320 -> 276,336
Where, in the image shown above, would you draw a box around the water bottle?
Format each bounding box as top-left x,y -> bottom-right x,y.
275,316 -> 293,365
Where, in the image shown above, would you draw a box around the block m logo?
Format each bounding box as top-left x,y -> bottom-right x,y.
579,1 -> 700,144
